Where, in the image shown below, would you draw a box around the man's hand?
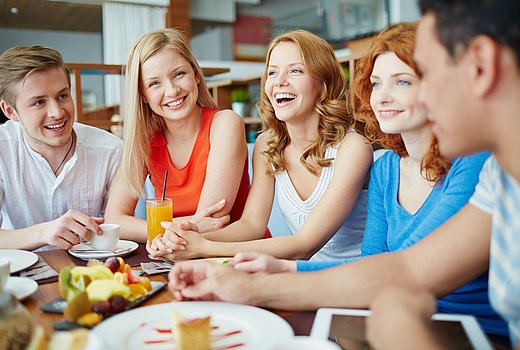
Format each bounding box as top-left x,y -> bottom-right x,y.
168,260 -> 254,304
39,209 -> 104,249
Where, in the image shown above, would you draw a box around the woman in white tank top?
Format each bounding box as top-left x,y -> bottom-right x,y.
149,30 -> 372,262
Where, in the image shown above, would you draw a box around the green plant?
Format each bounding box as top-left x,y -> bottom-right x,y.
231,88 -> 249,103
343,66 -> 350,86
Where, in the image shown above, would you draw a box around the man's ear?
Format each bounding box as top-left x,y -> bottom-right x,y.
465,35 -> 499,98
0,100 -> 18,121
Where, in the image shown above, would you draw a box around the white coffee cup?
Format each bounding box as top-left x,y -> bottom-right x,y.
268,336 -> 342,350
90,223 -> 120,251
0,257 -> 11,293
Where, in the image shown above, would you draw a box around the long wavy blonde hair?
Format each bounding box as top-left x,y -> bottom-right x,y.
259,30 -> 353,176
121,28 -> 217,197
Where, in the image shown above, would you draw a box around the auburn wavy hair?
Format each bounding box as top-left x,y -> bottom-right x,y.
259,30 -> 353,176
350,22 -> 450,182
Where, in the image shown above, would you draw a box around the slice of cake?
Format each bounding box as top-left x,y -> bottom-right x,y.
172,311 -> 211,350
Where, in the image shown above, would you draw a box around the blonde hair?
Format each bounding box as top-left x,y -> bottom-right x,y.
0,46 -> 70,107
259,30 -> 352,176
121,28 -> 217,197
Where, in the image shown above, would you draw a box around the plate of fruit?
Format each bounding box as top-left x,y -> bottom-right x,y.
41,257 -> 166,330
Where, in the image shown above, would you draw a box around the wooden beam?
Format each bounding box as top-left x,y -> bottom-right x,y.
166,0 -> 191,40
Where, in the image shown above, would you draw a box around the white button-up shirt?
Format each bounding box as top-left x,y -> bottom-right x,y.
0,121 -> 122,230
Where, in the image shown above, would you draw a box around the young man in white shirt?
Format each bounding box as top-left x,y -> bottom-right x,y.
167,0 -> 520,347
0,46 -> 122,250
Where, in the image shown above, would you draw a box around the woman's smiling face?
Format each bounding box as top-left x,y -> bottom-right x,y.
370,51 -> 427,135
265,41 -> 322,123
140,48 -> 200,123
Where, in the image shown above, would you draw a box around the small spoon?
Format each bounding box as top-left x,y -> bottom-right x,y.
71,247 -> 132,254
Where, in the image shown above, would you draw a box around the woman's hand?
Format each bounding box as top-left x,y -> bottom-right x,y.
148,222 -> 210,261
146,236 -> 171,259
191,199 -> 230,233
230,252 -> 296,274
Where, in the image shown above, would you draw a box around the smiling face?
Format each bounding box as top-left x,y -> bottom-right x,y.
140,48 -> 200,123
265,41 -> 322,124
1,67 -> 75,154
369,52 -> 427,136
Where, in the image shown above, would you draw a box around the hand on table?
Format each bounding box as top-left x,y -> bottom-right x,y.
168,260 -> 253,303
40,209 -> 104,249
366,286 -> 439,350
146,199 -> 229,259
230,252 -> 296,274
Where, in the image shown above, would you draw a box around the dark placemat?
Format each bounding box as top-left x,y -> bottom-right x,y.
69,244 -> 155,267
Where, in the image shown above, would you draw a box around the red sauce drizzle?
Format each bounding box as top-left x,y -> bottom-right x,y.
143,326 -> 244,348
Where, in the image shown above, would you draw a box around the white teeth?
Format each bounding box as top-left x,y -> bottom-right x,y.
45,122 -> 65,130
379,110 -> 401,116
166,97 -> 184,107
275,93 -> 296,99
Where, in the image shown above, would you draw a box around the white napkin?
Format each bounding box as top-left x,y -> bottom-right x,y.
140,261 -> 174,275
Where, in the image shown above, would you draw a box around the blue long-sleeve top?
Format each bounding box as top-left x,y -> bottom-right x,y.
297,151 -> 508,336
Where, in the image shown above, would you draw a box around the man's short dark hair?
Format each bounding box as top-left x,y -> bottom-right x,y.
418,0 -> 520,64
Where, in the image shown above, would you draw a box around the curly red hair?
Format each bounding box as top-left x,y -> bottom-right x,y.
350,22 -> 450,182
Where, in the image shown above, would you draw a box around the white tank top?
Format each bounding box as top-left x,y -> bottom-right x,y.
274,145 -> 367,262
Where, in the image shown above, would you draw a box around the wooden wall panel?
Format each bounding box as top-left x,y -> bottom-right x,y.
166,0 -> 191,40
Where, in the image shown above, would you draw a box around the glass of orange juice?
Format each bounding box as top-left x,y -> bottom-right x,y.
146,198 -> 173,241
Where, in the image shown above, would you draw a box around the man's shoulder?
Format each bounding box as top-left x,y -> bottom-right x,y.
0,120 -> 21,141
74,123 -> 123,149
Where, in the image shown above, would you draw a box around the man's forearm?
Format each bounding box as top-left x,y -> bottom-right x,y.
249,252 -> 417,310
0,224 -> 46,250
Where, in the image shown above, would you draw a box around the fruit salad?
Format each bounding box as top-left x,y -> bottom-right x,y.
58,257 -> 152,327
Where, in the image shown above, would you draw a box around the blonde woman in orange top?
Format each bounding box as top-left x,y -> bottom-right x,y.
105,28 -> 252,243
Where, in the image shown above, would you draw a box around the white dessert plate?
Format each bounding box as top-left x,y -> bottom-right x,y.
0,249 -> 38,273
68,240 -> 139,260
4,277 -> 38,300
92,301 -> 294,350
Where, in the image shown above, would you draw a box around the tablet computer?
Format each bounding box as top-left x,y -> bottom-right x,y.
310,308 -> 492,350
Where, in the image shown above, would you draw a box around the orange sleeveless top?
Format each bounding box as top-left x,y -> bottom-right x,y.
148,108 -> 250,223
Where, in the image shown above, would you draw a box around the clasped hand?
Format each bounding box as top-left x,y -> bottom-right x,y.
146,199 -> 229,261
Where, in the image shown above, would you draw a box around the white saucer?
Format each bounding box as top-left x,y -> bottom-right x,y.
4,277 -> 38,300
0,249 -> 38,273
68,240 -> 139,261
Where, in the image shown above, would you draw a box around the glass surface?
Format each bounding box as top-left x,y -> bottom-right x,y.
145,198 -> 173,241
328,315 -> 473,350
271,0 -> 389,43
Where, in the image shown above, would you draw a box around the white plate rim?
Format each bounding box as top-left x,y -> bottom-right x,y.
92,301 -> 294,350
68,240 -> 139,260
310,308 -> 493,350
0,249 -> 38,273
4,276 -> 38,300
